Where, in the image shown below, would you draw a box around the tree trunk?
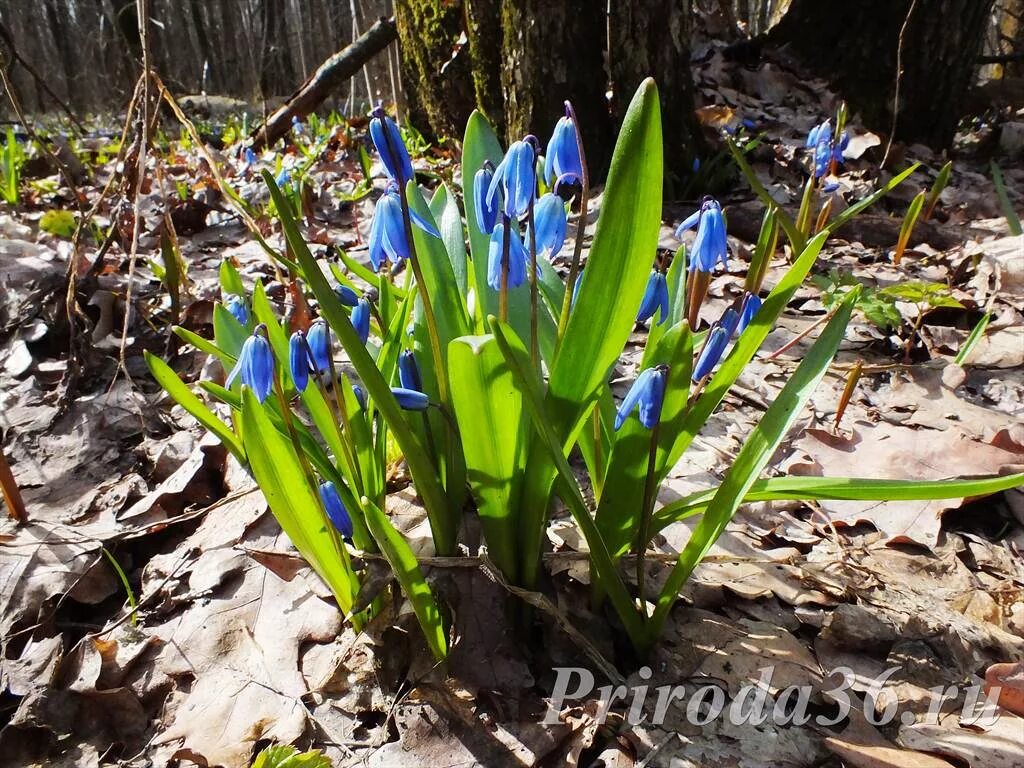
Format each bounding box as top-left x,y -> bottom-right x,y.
260,0 -> 297,98
771,0 -> 995,149
608,0 -> 705,190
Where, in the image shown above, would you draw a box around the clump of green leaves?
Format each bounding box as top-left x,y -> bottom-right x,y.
252,744 -> 332,768
1,127 -> 25,204
39,209 -> 77,238
811,269 -> 902,330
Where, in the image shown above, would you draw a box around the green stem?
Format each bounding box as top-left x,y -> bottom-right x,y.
636,416 -> 661,618
527,198 -> 539,368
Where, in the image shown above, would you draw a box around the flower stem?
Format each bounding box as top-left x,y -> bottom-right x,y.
636,420 -> 661,619
556,102 -> 590,345
527,198 -> 539,368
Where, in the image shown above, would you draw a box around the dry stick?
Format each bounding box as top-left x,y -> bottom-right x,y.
880,0 -> 919,168
766,307 -> 836,360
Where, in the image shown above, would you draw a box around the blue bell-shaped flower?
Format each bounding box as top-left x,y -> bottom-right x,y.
636,271 -> 670,326
351,299 -> 371,344
226,329 -> 274,403
367,192 -> 407,271
544,110 -> 583,187
719,307 -> 741,339
614,366 -> 667,430
243,147 -> 257,167
306,320 -> 331,373
738,293 -> 762,335
473,165 -> 499,235
677,197 -> 728,273
398,349 -> 423,392
392,387 -> 430,411
487,222 -> 528,291
692,325 -> 730,381
334,284 -> 359,307
488,140 -> 536,220
369,107 -> 414,185
224,294 -> 248,326
352,384 -> 367,410
530,193 -> 567,260
319,480 -> 353,540
288,330 -> 310,392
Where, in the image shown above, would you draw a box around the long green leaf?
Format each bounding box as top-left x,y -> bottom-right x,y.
491,317 -> 647,650
263,170 -> 456,555
144,351 -> 244,460
361,496 -> 448,661
649,290 -> 859,642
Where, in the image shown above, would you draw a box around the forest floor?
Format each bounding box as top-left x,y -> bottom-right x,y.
2,35 -> 1024,768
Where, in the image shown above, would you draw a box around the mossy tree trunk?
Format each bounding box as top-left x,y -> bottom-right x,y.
609,0 -> 705,189
771,0 -> 995,149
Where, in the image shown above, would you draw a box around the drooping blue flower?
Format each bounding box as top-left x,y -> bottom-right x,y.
224,294 -> 248,326
392,387 -> 430,411
813,139 -> 832,179
334,284 -> 359,307
319,481 -> 353,540
738,293 -> 762,334
243,147 -> 257,167
806,120 -> 832,149
487,222 -> 528,291
473,165 -> 499,235
488,140 -> 536,220
833,131 -> 849,166
719,307 -> 741,339
351,298 -> 370,344
692,325 -> 730,381
398,349 -> 423,392
676,197 -> 728,273
288,331 -> 309,392
306,320 -> 332,373
544,110 -> 583,187
369,107 -> 414,185
530,193 -> 567,260
275,168 -> 291,189
614,366 -> 668,431
367,190 -> 440,271
636,271 -> 670,326
352,384 -> 367,410
226,329 -> 274,403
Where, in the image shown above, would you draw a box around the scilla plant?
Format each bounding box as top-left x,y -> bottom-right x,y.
149,80 -> 1024,659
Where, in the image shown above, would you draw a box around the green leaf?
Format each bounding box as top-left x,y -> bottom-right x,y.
826,163 -> 920,234
449,334 -> 526,581
212,302 -> 248,358
461,110 -> 505,329
264,170 -> 456,555
649,289 -> 859,642
173,325 -> 232,365
954,311 -> 992,365
252,743 -> 333,768
726,137 -> 804,252
360,496 -> 448,661
652,472 -> 1024,532
39,209 -> 76,238
490,317 -> 647,650
144,351 -> 244,460
219,257 -> 246,297
240,387 -> 359,616
430,183 -> 469,295
991,161 -> 1022,236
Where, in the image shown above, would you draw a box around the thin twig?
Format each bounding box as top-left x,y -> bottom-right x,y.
881,0 -> 919,167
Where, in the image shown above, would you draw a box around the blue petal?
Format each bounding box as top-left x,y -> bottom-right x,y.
392,387 -> 430,411
398,349 -> 423,392
352,299 -> 371,344
246,335 -> 275,403
487,223 -> 528,291
289,332 -> 309,392
693,326 -> 729,381
637,368 -> 666,428
636,271 -> 663,323
334,284 -> 359,306
719,307 -> 740,339
306,320 -> 331,373
532,193 -> 567,259
410,206 -> 441,240
473,167 -> 498,234
319,481 -> 353,540
370,114 -> 414,184
738,294 -> 762,334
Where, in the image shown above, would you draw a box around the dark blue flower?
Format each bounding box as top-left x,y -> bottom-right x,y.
398,349 -> 423,392
319,481 -> 353,540
392,387 -> 430,411
334,284 -> 359,307
487,222 -> 528,291
530,193 -> 567,260
719,307 -> 741,339
224,294 -> 248,326
822,176 -> 841,194
614,366 -> 667,430
369,108 -> 414,185
692,325 -> 730,381
488,140 -> 536,220
367,190 -> 440,271
832,131 -> 849,166
636,271 -> 669,326
275,168 -> 291,188
352,298 -> 371,344
352,384 -> 367,410
473,165 -> 499,235
306,320 -> 331,373
544,110 -> 583,187
226,329 -> 274,403
806,120 -> 831,149
738,293 -> 762,334
288,331 -> 309,392
676,197 -> 728,273
813,140 -> 832,179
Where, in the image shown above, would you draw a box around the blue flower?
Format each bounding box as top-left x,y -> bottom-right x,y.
473,165 -> 499,235
719,307 -> 740,339
352,384 -> 367,410
544,111 -> 583,187
813,140 -> 832,179
243,147 -> 257,166
351,298 -> 370,344
614,366 -> 667,430
367,190 -> 440,271
369,107 -> 414,185
822,176 -> 841,194
692,325 -> 730,381
636,271 -> 669,326
833,131 -> 849,165
488,140 -> 536,220
226,329 -> 274,403
530,193 -> 567,260
306,320 -> 331,373
676,197 -> 728,273
224,294 -> 248,326
806,120 -> 831,149
319,481 -> 353,540
291,115 -> 304,134
487,222 -> 528,291
275,168 -> 291,188
738,293 -> 762,334
334,284 -> 359,307
392,387 -> 430,411
398,349 -> 423,392
288,331 -> 309,392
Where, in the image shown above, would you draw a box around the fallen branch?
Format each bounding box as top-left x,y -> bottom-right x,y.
249,16 -> 397,150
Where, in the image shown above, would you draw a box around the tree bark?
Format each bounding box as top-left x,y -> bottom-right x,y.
771,0 -> 995,149
608,0 -> 705,190
260,0 -> 297,98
